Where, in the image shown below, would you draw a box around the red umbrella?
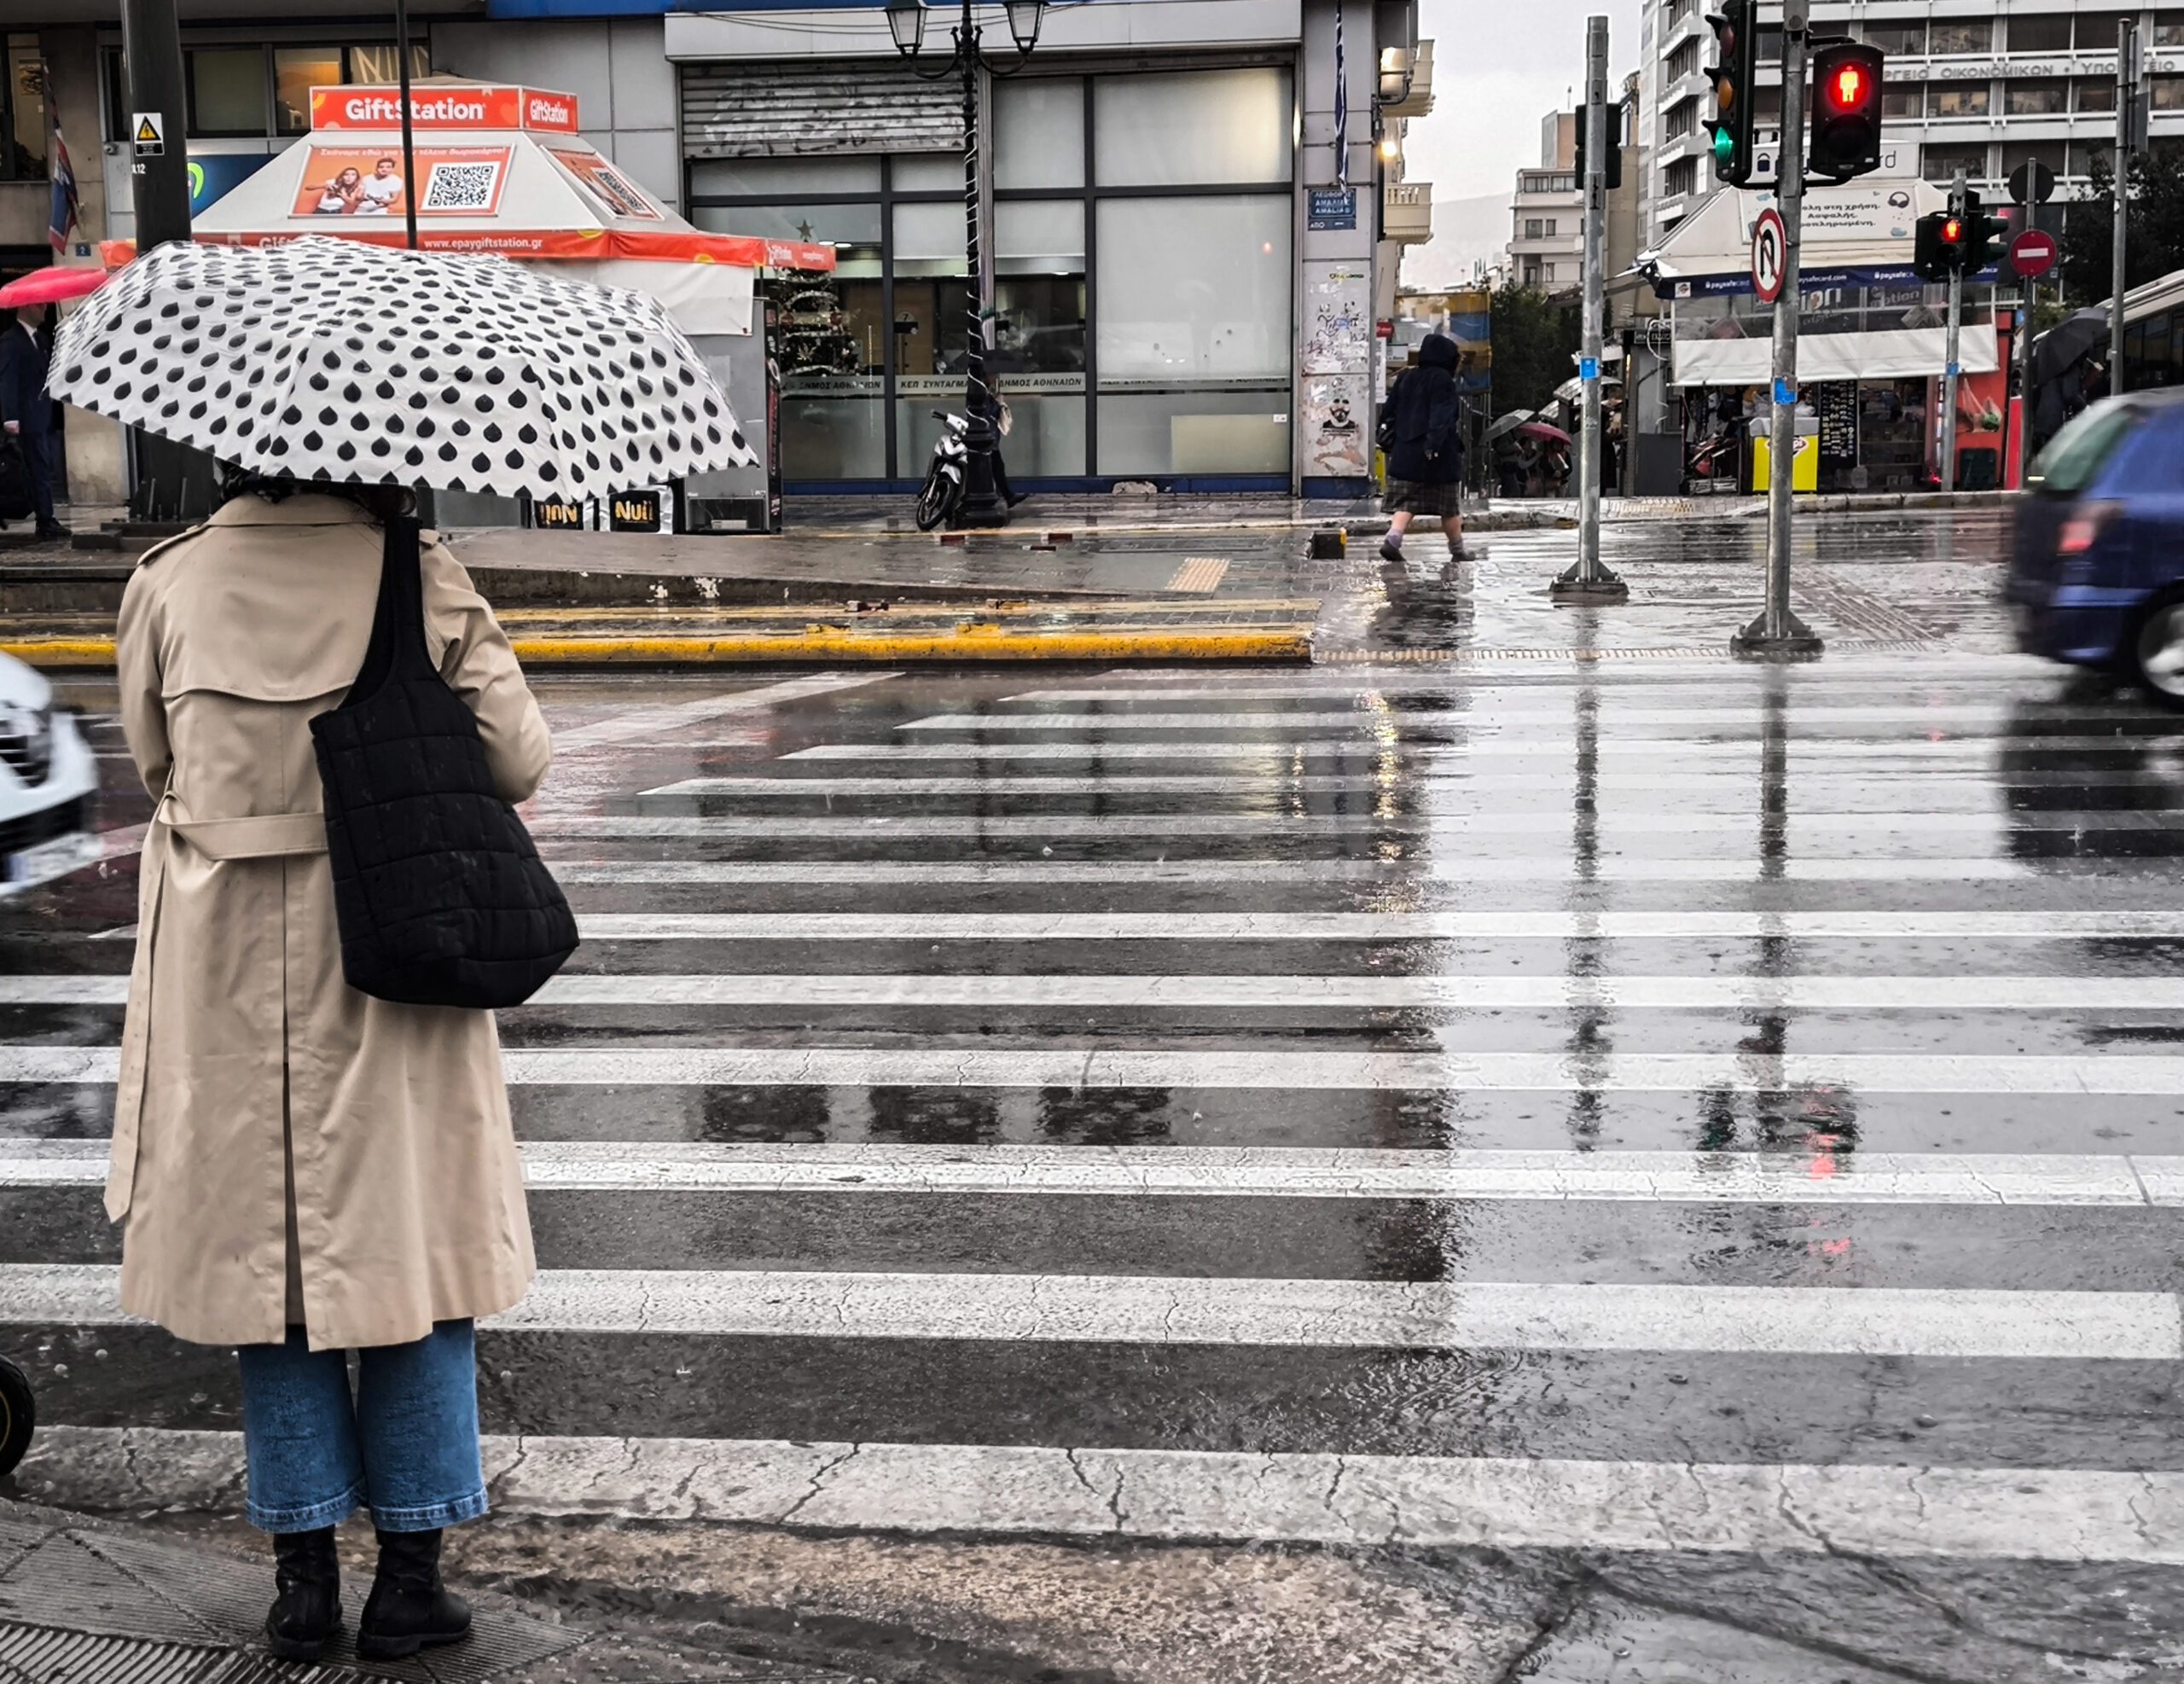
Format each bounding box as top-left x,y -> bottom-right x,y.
1517,421 -> 1572,446
0,267 -> 107,310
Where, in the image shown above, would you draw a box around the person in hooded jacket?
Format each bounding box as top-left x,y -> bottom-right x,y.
1378,332 -> 1467,564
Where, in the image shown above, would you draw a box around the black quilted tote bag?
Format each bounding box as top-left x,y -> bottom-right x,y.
311,515 -> 578,1009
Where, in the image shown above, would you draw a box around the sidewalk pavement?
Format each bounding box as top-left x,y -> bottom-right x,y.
0,1497 -> 859,1683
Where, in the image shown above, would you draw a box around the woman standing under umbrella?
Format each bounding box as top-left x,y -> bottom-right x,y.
1378,332 -> 1468,565
111,471 -> 552,1661
55,239 -> 752,1664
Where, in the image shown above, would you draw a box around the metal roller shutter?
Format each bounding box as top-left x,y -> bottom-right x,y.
682,64 -> 966,157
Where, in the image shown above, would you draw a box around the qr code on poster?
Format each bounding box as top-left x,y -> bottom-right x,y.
421,160 -> 503,212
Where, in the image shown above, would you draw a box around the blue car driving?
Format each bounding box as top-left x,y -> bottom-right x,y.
2007,388 -> 2184,705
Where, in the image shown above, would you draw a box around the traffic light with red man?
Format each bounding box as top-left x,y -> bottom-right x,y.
1809,40 -> 1885,181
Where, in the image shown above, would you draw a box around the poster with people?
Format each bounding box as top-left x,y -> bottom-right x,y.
544,148 -> 662,221
292,147 -> 513,218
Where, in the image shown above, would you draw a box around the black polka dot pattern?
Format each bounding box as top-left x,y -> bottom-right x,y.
50,237 -> 758,501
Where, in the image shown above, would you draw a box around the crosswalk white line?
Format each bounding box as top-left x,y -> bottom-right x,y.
3,1264 -> 2170,1358
897,706 -> 2108,731
520,811 -> 2164,840
13,1044 -> 2184,1095
560,909 -> 2184,941
551,673 -> 897,751
645,772 -> 2079,798
1002,671 -> 2061,701
21,1426 -> 2180,1561
5,1138 -> 2173,1205
545,858 -> 2043,885
782,737 -> 2135,763
7,973 -> 2178,1012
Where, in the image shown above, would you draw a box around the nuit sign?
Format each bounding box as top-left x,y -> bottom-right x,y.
608,488 -> 669,532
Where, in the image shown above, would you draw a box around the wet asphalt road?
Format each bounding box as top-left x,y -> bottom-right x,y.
9,531 -> 2184,1675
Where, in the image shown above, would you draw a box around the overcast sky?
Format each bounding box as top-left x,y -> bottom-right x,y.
1403,0 -> 1645,199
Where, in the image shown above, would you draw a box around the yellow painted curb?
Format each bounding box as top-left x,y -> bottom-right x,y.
3,627 -> 1313,667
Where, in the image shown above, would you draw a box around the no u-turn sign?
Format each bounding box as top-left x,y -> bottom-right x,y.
1751,207 -> 1786,304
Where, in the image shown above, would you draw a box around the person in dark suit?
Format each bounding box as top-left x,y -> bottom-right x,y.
0,305 -> 67,539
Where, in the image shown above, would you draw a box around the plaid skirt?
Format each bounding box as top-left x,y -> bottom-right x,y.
1382,479 -> 1466,519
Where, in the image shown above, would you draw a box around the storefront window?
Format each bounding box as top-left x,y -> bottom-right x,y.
1094,67 -> 1292,186
990,200 -> 1085,475
1096,194 -> 1289,474
3,39 -> 44,182
189,49 -> 268,136
996,78 -> 1083,189
702,200 -> 886,482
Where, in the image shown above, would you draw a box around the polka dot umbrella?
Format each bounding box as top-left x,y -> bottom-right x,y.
48,236 -> 756,502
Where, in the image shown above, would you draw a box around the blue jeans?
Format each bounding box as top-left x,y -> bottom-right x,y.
236,1320 -> 488,1535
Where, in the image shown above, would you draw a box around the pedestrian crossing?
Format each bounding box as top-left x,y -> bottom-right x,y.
9,657 -> 2184,1573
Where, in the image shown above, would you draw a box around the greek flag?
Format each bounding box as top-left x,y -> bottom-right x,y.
1333,0 -> 1348,191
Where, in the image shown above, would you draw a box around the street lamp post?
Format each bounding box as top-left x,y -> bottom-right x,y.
890,0 -> 1044,529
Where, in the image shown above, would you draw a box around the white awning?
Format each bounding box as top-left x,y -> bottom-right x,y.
1673,325 -> 2000,386
1642,180 -> 1949,296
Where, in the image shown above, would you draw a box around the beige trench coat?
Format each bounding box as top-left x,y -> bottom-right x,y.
109,493 -> 552,1352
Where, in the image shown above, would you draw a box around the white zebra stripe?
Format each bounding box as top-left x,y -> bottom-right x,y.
3,1264 -> 2171,1359
7,972 -> 2179,1011
545,858 -> 2043,885
23,1426 -> 2181,1560
3,1138 -> 2171,1205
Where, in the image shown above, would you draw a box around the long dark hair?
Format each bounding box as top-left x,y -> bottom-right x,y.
216,463 -> 415,525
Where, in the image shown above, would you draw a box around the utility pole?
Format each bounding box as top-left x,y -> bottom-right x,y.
1733,0 -> 1820,659
1940,169 -> 1966,494
119,0 -> 189,250
2113,15 -> 2143,398
120,0 -> 208,522
1554,14 -> 1627,603
395,0 -> 420,252
2015,272 -> 2036,487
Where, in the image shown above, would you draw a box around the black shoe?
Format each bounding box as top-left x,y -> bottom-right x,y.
264,1526 -> 342,1662
1379,537 -> 1404,563
34,523 -> 69,540
1006,491 -> 1029,508
357,1528 -> 473,1660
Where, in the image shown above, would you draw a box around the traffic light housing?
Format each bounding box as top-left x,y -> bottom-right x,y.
1705,0 -> 1760,187
1809,40 -> 1885,181
1914,211 -> 1961,282
1575,97 -> 1624,191
1961,189 -> 2010,273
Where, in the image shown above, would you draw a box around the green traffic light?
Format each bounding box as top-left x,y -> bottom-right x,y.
1712,127 -> 1735,165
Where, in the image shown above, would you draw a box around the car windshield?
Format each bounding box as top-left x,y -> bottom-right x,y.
2030,398 -> 2145,496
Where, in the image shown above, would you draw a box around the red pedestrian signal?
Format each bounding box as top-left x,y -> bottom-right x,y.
1809,41 -> 1885,182
1942,216 -> 1964,244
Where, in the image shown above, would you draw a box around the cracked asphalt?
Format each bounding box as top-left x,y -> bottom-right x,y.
7,507 -> 2184,1681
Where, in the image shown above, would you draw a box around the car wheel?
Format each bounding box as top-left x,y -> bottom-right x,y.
0,1353 -> 32,1479
2133,598 -> 2184,710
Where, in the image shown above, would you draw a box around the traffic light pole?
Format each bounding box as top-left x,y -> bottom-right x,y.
1734,0 -> 1821,660
1554,14 -> 1626,605
2113,17 -> 2140,398
2015,274 -> 2036,488
1941,170 -> 1966,495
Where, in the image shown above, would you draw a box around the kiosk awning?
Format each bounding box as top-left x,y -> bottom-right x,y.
1674,324 -> 2001,386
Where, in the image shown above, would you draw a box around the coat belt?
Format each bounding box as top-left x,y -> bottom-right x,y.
154,794 -> 328,860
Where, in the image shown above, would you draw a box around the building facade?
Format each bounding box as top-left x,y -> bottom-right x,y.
5,0 -> 1432,503
1638,0 -> 2184,251
1507,109 -> 1583,292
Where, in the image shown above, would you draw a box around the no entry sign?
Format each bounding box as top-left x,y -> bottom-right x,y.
1751,208 -> 1787,304
2008,228 -> 2059,282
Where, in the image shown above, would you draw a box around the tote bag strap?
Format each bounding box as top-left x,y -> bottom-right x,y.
349,514 -> 436,702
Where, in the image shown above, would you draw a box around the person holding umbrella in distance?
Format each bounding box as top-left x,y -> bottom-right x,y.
50,237 -> 757,1664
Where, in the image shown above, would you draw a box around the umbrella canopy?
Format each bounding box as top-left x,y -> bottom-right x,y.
1550,374 -> 1623,405
2030,309 -> 2111,387
0,267 -> 107,311
49,237 -> 755,502
1485,409 -> 1535,442
1517,421 -> 1572,445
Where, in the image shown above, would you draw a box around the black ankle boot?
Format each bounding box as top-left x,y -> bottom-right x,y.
357,1527 -> 472,1660
264,1526 -> 341,1661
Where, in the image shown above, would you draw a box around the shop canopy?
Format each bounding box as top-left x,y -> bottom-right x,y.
1639,179 -> 1972,299
102,79 -> 834,336
1645,179 -> 1999,388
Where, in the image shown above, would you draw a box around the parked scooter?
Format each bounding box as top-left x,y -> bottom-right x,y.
914,398 -> 1014,532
